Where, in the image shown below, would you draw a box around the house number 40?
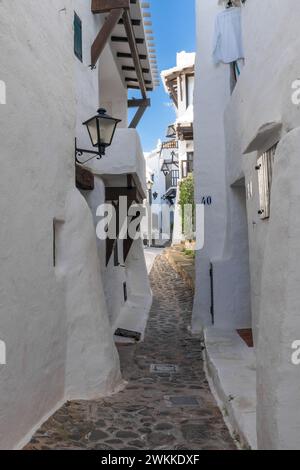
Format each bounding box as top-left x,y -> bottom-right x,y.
201,196 -> 212,205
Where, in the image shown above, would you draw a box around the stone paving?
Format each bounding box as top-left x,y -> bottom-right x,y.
25,255 -> 236,450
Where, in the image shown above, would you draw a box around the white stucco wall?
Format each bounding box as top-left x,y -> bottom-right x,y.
0,0 -> 121,449
222,0 -> 300,449
85,127 -> 152,336
209,0 -> 300,449
192,0 -> 251,333
99,46 -> 128,127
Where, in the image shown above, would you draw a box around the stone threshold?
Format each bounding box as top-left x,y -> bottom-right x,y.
203,328 -> 257,450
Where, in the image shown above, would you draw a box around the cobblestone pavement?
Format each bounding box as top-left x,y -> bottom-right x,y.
25,255 -> 236,450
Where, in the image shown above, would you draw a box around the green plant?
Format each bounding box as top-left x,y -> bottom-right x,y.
183,249 -> 195,259
178,173 -> 195,237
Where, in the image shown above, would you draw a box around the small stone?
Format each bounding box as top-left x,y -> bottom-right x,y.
128,440 -> 145,449
89,430 -> 108,441
105,439 -> 123,445
138,427 -> 152,434
95,419 -> 106,427
181,424 -> 210,442
115,431 -> 139,439
148,432 -> 175,447
155,423 -> 174,431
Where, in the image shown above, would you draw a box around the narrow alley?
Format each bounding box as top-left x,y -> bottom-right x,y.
25,254 -> 235,451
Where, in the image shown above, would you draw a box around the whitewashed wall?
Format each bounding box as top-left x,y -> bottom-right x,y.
0,0 -> 121,449
223,0 -> 300,449
192,0 -> 251,333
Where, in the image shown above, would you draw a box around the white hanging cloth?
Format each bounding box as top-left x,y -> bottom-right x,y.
213,7 -> 244,64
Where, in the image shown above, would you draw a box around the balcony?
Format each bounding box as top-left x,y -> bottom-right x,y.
166,169 -> 179,191
89,128 -> 147,200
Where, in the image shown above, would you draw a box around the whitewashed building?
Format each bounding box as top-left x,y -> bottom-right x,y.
161,52 -> 195,243
0,0 -> 156,450
193,0 -> 300,450
145,140 -> 179,244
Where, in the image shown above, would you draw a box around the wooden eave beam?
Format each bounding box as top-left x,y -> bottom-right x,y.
91,8 -> 124,67
122,9 -> 147,98
128,85 -> 153,92
117,52 -> 147,60
129,105 -> 148,129
92,0 -> 130,14
105,187 -> 138,201
111,36 -> 144,44
128,98 -> 151,108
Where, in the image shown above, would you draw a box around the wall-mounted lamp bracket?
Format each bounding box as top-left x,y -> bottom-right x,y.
75,138 -> 104,165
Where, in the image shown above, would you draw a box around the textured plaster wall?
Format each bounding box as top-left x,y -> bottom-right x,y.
221,0 -> 300,449
192,0 -> 251,332
0,0 -> 121,449
86,128 -> 152,331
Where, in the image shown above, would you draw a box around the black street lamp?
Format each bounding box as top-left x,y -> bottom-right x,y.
161,161 -> 171,176
75,108 -> 121,164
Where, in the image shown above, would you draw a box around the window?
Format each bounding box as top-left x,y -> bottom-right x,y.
256,144 -> 277,219
166,169 -> 180,190
181,152 -> 194,178
74,12 -> 83,62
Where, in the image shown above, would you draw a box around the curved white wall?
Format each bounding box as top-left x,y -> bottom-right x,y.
0,0 -> 121,449
219,0 -> 300,449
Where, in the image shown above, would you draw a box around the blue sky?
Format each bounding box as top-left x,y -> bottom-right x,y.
129,0 -> 196,152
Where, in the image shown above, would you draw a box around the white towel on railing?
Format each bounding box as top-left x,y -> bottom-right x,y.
213,7 -> 244,64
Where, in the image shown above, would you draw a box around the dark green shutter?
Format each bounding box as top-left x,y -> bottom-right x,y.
74,12 -> 82,62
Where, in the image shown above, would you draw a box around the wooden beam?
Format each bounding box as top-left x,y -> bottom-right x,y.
128,98 -> 150,108
105,187 -> 138,201
118,18 -> 141,26
91,8 -> 123,67
123,210 -> 141,261
106,238 -> 116,266
117,52 -> 147,60
128,85 -> 153,91
125,77 -> 152,85
76,165 -> 94,191
92,0 -> 129,14
122,65 -> 150,73
111,36 -> 144,44
122,9 -> 147,98
129,105 -> 147,129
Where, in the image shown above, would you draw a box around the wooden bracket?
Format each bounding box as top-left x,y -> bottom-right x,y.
128,98 -> 150,128
92,0 -> 130,14
129,105 -> 148,129
128,98 -> 151,108
91,8 -> 124,67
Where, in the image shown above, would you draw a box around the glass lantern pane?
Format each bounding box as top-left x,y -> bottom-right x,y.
98,118 -> 116,146
86,118 -> 98,147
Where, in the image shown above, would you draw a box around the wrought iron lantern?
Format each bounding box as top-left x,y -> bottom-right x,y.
166,124 -> 176,139
161,161 -> 171,176
75,108 -> 121,164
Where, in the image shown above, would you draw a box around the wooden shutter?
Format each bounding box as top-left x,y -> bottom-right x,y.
257,145 -> 277,219
74,13 -> 83,62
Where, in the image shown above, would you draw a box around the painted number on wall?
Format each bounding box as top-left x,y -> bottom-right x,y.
201,196 -> 212,205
